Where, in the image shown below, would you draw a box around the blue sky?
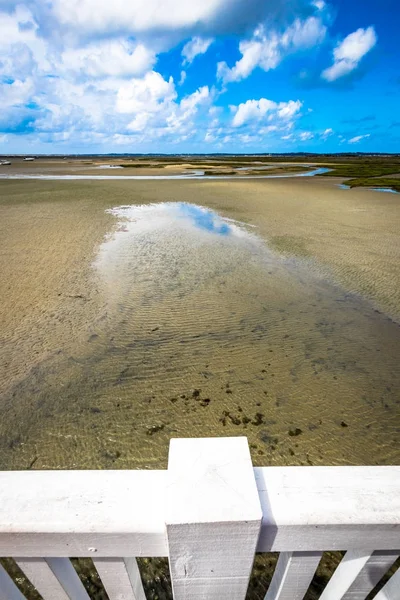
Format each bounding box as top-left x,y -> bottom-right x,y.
0,0 -> 398,154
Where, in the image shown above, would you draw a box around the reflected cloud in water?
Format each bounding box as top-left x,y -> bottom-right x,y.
177,203 -> 231,235
105,202 -> 245,239
96,202 -> 260,275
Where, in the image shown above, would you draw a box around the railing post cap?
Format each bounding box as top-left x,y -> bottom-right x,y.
166,436 -> 262,525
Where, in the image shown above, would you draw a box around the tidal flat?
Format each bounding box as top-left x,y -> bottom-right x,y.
0,162 -> 399,473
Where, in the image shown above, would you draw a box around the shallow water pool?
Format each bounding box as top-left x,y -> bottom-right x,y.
0,197 -> 399,471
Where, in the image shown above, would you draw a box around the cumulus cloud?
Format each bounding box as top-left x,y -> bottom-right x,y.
200,95 -> 306,150
180,86 -> 210,113
0,3 -> 217,147
299,131 -> 314,140
182,37 -> 213,64
322,26 -> 377,81
1,0 -> 367,151
164,86 -> 212,135
49,0 -> 318,41
61,40 -> 155,79
0,5 -> 50,77
232,98 -> 302,127
218,15 -> 326,83
116,72 -> 176,115
348,133 -> 370,143
1,78 -> 34,108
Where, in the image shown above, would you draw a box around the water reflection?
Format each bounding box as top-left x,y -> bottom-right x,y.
105,202 -> 247,239
0,167 -> 331,180
338,183 -> 399,194
1,193 -> 400,473
95,203 -> 261,300
175,203 -> 231,235
372,187 -> 399,194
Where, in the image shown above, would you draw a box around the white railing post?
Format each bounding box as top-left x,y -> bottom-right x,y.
374,567 -> 400,599
93,558 -> 147,600
166,437 -> 262,600
16,558 -> 90,600
319,550 -> 399,600
264,551 -> 322,600
0,564 -> 26,600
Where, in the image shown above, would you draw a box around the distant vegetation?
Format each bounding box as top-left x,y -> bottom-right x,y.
61,153 -> 400,192
119,163 -> 163,168
346,177 -> 400,192
318,163 -> 400,178
203,170 -> 237,176
316,157 -> 400,192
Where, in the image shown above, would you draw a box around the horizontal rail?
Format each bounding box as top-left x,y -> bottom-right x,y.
0,470 -> 168,557
0,465 -> 399,557
255,466 -> 400,552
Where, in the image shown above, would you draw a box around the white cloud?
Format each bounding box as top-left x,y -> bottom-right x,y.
0,0 -> 336,151
109,133 -> 138,145
61,40 -> 155,79
0,6 -> 50,77
204,131 -> 215,142
208,106 -> 222,117
32,67 -> 206,140
299,131 -> 314,140
182,37 -> 213,64
321,127 -> 333,138
1,78 -> 34,108
218,16 -> 326,83
116,71 -> 176,115
180,85 -> 210,113
218,35 -> 280,83
178,70 -> 186,85
166,86 -> 211,133
200,95 -> 305,149
334,27 -> 377,62
322,26 -> 377,81
277,100 -> 303,119
49,0 -> 319,42
239,133 -> 258,144
348,134 -> 370,144
232,98 -> 302,127
0,2 -> 217,148
233,99 -> 276,127
33,78 -> 116,131
52,0 -> 224,36
281,15 -> 327,48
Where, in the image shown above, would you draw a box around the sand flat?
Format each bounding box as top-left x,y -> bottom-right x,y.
0,175 -> 399,470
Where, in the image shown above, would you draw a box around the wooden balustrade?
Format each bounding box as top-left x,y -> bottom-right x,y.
0,437 -> 398,599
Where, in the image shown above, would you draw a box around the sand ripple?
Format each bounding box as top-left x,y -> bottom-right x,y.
0,185 -> 399,471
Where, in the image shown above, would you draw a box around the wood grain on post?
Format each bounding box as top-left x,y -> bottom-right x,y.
264,551 -> 322,600
166,437 -> 262,600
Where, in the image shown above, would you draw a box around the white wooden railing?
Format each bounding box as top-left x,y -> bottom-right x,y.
0,437 -> 399,600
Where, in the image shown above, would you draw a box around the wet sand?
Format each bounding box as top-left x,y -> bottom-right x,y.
0,175 -> 399,471
0,156 -> 318,177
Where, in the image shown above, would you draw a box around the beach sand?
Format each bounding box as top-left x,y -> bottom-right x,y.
0,175 -> 399,472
